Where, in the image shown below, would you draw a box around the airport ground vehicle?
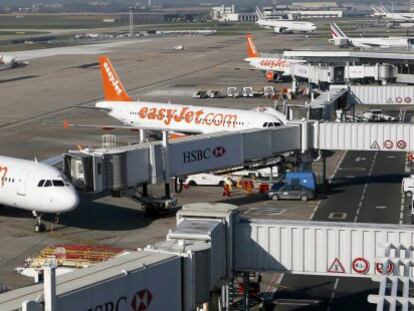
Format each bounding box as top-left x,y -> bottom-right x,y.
268,184 -> 315,201
192,90 -> 209,99
184,173 -> 233,186
283,171 -> 317,191
361,109 -> 396,122
231,167 -> 279,179
403,176 -> 414,196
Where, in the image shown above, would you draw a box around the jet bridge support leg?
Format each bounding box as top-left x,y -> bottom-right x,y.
139,129 -> 146,144
291,77 -> 298,94
242,272 -> 249,311
322,151 -> 328,193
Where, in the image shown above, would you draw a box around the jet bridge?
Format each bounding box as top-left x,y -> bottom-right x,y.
64,121 -> 414,194
3,203 -> 414,311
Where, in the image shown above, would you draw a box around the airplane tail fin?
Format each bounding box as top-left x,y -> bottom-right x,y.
372,4 -> 381,14
99,56 -> 132,102
330,23 -> 347,38
256,7 -> 265,21
380,5 -> 389,13
246,33 -> 260,58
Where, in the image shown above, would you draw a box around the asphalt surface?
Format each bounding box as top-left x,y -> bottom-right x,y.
268,150 -> 407,311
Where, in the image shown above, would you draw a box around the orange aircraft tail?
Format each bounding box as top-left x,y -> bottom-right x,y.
99,56 -> 132,101
246,33 -> 260,58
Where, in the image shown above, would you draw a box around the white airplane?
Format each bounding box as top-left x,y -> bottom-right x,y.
0,54 -> 28,70
329,23 -> 414,49
0,156 -> 79,232
64,56 -> 287,136
255,7 -> 316,34
244,33 -> 306,81
372,5 -> 414,22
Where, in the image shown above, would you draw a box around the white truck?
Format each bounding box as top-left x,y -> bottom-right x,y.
361,109 -> 396,122
184,173 -> 233,186
403,176 -> 414,197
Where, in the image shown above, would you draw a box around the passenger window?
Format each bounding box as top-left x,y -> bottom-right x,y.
38,180 -> 45,187
53,180 -> 65,187
44,180 -> 52,187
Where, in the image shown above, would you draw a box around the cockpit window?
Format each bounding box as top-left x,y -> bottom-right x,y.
44,180 -> 52,187
53,180 -> 65,187
38,180 -> 45,187
263,122 -> 268,127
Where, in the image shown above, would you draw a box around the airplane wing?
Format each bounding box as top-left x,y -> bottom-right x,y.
361,42 -> 382,47
218,65 -> 259,71
63,120 -> 202,134
41,155 -> 63,166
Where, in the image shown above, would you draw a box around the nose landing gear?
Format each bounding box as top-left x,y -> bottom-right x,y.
32,211 -> 46,233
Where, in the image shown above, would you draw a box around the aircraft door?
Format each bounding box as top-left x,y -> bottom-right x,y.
17,170 -> 29,196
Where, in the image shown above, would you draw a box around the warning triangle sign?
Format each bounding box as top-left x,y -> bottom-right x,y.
387,97 -> 393,104
328,258 -> 345,273
370,140 -> 380,150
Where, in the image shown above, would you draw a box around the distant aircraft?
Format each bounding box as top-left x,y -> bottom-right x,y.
244,33 -> 306,81
372,4 -> 414,22
255,7 -> 317,33
64,56 -> 287,135
0,156 -> 79,232
329,23 -> 414,48
0,54 -> 28,70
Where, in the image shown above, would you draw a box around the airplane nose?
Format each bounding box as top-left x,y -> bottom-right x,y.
66,190 -> 80,212
54,190 -> 79,213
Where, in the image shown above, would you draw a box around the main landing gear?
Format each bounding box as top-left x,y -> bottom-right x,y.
32,211 -> 46,233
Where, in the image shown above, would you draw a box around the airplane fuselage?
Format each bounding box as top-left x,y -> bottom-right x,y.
0,156 -> 79,213
256,20 -> 317,33
96,101 -> 287,133
245,56 -> 306,75
350,37 -> 413,48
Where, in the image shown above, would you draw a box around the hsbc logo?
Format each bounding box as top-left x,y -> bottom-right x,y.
131,289 -> 153,311
212,146 -> 225,157
103,62 -> 123,96
183,146 -> 226,163
87,289 -> 153,311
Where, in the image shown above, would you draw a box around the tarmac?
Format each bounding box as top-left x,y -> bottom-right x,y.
0,22 -> 412,310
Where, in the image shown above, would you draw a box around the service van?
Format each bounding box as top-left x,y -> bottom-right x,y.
402,176 -> 414,196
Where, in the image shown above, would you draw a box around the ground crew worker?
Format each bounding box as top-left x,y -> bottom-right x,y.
223,183 -> 231,197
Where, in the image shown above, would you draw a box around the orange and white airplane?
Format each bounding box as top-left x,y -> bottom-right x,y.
65,56 -> 287,134
244,33 -> 306,81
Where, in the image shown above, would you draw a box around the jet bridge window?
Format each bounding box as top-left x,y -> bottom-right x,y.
38,180 -> 45,187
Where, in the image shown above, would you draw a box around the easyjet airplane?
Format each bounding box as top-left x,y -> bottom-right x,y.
65,56 -> 287,134
0,155 -> 79,232
244,33 -> 306,81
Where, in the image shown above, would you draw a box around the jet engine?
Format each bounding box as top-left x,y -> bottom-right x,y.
265,70 -> 281,82
274,27 -> 289,33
